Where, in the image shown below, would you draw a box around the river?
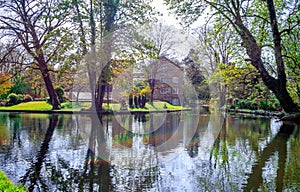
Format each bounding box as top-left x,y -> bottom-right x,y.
0,111 -> 299,191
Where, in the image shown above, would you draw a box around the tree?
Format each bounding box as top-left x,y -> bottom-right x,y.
219,62 -> 262,100
182,50 -> 209,100
0,72 -> 13,98
71,0 -> 156,112
0,0 -> 72,109
165,0 -> 300,112
140,22 -> 183,57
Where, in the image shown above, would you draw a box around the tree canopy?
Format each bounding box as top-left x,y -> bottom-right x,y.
165,0 -> 300,112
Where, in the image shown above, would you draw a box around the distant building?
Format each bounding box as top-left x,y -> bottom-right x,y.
67,85 -> 112,102
149,56 -> 184,105
68,57 -> 184,105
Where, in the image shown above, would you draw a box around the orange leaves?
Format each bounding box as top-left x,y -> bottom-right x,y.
0,72 -> 13,95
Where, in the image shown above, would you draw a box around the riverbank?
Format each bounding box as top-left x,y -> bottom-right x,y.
0,171 -> 28,192
0,101 -> 190,114
225,108 -> 300,123
225,108 -> 287,118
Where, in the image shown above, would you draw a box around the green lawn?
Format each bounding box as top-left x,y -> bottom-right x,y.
0,101 -> 186,112
103,101 -> 185,112
0,171 -> 28,192
0,101 -> 52,110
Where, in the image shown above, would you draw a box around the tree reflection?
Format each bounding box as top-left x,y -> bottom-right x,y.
187,115 -> 210,158
2,112 -> 298,191
85,113 -> 113,192
20,114 -> 59,191
243,123 -> 295,192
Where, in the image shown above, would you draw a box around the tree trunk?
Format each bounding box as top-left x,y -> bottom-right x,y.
95,68 -> 108,113
234,9 -> 298,113
41,69 -> 60,109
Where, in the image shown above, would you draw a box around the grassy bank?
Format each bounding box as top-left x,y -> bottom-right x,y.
0,171 -> 28,192
0,101 -> 186,113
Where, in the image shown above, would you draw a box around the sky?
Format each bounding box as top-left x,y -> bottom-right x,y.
150,0 -> 181,27
149,0 -> 199,60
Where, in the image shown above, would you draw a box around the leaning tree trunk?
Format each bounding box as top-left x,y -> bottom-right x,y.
265,0 -> 299,112
41,68 -> 60,109
37,56 -> 60,109
234,6 -> 298,113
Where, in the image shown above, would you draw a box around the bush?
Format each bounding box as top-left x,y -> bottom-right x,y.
259,100 -> 276,111
251,102 -> 259,110
274,99 -> 281,110
7,93 -> 23,105
46,97 -> 51,104
236,100 -> 257,110
23,94 -> 33,102
55,86 -> 65,103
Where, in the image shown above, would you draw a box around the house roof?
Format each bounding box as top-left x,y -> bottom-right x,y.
158,56 -> 183,71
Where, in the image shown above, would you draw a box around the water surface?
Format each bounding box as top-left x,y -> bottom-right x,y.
0,112 -> 299,191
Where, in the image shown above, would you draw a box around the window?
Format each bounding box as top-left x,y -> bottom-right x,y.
172,77 -> 179,83
161,66 -> 167,72
160,77 -> 167,83
172,88 -> 178,94
160,88 -> 168,94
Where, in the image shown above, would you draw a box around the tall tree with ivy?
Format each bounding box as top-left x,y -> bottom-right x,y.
165,0 -> 300,112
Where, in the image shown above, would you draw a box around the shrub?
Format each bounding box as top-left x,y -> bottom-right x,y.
237,100 -> 254,110
46,97 -> 51,104
7,93 -> 19,104
274,99 -> 281,110
230,104 -> 236,109
259,100 -> 276,111
23,94 -> 33,102
55,86 -> 65,103
251,102 -> 259,110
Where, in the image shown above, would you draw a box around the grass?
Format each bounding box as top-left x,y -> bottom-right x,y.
0,101 -> 186,112
0,101 -> 52,110
104,101 -> 185,112
0,171 -> 28,192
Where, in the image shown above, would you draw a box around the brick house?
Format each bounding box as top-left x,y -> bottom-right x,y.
149,56 -> 184,105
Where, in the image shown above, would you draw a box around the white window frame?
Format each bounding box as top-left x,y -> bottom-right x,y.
172,77 -> 179,83
160,77 -> 167,83
161,66 -> 167,72
160,88 -> 168,94
172,87 -> 179,94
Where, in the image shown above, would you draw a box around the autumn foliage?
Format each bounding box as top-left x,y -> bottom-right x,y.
0,73 -> 13,96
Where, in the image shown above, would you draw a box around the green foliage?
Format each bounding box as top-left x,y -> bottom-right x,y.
231,99 -> 279,111
219,63 -> 262,99
9,75 -> 28,95
259,100 -> 276,111
0,171 -> 28,192
165,0 -> 299,112
237,100 -> 257,110
55,86 -> 65,103
7,93 -> 23,105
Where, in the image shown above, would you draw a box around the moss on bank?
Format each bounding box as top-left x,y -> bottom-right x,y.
0,171 -> 28,192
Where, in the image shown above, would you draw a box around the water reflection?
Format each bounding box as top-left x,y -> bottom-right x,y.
0,112 -> 299,191
243,123 -> 295,192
